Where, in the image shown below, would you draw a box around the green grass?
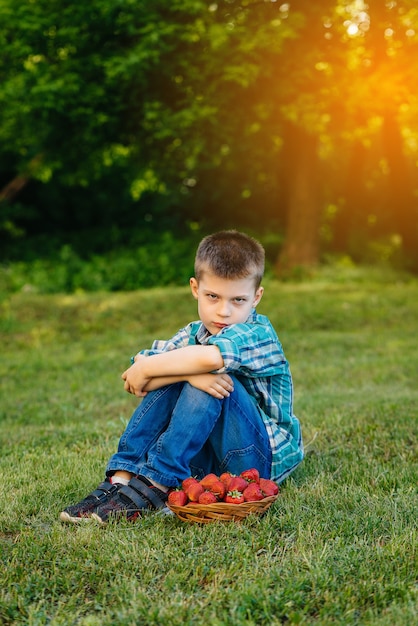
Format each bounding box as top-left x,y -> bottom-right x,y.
1,267 -> 417,625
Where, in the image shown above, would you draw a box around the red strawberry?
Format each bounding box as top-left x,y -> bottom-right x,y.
186,482 -> 204,502
182,476 -> 198,491
198,491 -> 218,505
243,483 -> 264,502
259,478 -> 279,496
199,473 -> 219,490
219,472 -> 233,487
167,489 -> 188,507
240,468 -> 260,484
228,476 -> 248,493
207,479 -> 226,500
225,490 -> 245,505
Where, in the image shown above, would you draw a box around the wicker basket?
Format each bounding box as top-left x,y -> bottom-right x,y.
168,495 -> 277,524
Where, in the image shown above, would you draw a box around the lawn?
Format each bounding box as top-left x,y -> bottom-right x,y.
1,266 -> 417,625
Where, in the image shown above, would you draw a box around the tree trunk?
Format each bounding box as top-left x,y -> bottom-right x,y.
276,123 -> 320,274
332,140 -> 367,255
382,110 -> 418,270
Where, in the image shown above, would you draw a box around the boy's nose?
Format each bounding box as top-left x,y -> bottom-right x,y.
218,303 -> 231,317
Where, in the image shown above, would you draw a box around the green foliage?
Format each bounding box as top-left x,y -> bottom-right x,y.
1,0 -> 418,269
0,268 -> 417,624
0,229 -> 285,295
0,231 -> 201,294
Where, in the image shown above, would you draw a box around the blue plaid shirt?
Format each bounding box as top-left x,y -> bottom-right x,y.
139,310 -> 304,482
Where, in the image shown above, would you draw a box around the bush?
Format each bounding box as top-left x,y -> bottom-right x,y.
0,232 -> 200,294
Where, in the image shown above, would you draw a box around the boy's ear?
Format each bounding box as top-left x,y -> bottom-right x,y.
190,277 -> 199,299
253,286 -> 264,307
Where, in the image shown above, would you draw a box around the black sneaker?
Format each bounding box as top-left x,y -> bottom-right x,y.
60,480 -> 122,524
92,475 -> 168,525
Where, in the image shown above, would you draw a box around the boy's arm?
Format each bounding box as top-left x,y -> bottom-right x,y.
138,372 -> 234,399
121,345 -> 224,397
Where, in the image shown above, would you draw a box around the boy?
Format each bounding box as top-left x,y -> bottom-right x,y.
60,230 -> 303,524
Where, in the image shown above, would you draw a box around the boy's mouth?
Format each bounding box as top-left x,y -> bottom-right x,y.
213,322 -> 228,329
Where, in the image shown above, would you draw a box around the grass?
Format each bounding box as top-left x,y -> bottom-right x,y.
0,266 -> 417,625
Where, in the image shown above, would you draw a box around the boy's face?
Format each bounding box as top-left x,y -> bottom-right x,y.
190,270 -> 263,335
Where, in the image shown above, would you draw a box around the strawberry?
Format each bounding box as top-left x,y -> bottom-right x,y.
243,483 -> 264,502
240,468 -> 260,484
224,490 -> 245,505
228,476 -> 248,493
167,489 -> 188,507
186,482 -> 204,502
259,478 -> 279,496
219,472 -> 233,487
199,473 -> 219,490
207,479 -> 226,500
198,491 -> 218,505
181,476 -> 198,491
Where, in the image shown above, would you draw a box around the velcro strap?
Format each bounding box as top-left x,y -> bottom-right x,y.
119,484 -> 150,510
91,481 -> 115,500
128,476 -> 167,510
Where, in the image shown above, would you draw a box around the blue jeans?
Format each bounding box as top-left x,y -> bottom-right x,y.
106,377 -> 272,488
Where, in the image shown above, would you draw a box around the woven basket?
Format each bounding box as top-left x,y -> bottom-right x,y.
168,495 -> 277,524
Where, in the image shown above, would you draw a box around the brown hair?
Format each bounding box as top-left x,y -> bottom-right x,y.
194,230 -> 265,288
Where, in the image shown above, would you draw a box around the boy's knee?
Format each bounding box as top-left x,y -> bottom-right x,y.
182,382 -> 221,408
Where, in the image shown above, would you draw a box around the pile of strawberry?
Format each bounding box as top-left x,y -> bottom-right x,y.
167,468 -> 279,507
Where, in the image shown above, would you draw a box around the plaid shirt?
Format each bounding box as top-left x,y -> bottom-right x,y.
139,310 -> 303,482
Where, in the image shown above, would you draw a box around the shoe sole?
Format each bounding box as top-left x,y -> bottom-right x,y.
59,511 -> 94,524
90,512 -> 107,526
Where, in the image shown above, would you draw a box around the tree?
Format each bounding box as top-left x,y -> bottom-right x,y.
324,0 -> 418,269
0,0 -> 219,249
1,0 -> 418,271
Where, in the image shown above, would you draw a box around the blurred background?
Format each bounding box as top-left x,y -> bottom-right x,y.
1,0 -> 418,292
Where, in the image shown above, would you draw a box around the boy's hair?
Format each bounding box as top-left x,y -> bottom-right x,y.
194,230 -> 265,288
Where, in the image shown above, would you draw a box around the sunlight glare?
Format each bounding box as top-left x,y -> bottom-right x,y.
342,0 -> 370,37
347,22 -> 359,36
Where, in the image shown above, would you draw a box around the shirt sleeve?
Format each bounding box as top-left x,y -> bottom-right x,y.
206,321 -> 287,377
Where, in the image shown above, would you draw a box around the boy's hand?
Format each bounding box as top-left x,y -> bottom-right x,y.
187,373 -> 234,399
121,346 -> 225,397
122,358 -> 151,397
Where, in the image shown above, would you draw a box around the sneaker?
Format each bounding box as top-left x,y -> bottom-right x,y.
60,480 -> 122,524
92,475 -> 168,525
